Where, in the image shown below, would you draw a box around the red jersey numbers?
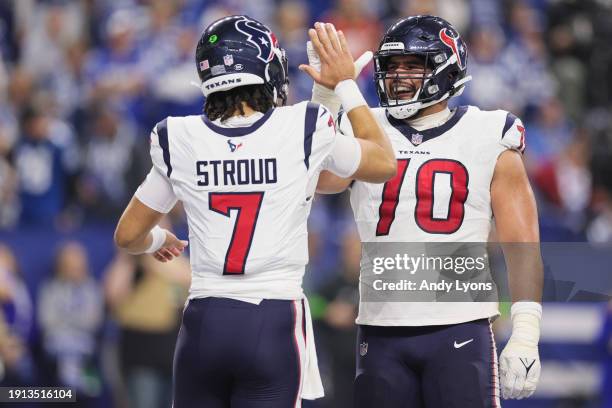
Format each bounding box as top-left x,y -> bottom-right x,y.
209,192 -> 264,274
376,159 -> 410,236
376,159 -> 469,236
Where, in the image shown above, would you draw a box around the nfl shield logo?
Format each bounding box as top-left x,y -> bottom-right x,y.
223,54 -> 234,66
359,342 -> 368,356
411,133 -> 423,145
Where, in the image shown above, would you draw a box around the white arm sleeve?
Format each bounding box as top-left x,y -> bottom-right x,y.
134,167 -> 178,213
322,135 -> 361,178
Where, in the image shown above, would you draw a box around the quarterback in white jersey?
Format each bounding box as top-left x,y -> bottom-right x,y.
315,15 -> 543,407
114,16 -> 395,408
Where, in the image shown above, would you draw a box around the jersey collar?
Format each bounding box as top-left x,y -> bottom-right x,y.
201,108 -> 275,137
385,106 -> 468,146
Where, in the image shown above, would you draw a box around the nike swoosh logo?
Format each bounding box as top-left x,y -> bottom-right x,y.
520,358 -> 536,375
454,339 -> 474,349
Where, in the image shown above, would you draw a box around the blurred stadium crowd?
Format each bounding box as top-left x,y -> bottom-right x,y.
1,0 -> 612,407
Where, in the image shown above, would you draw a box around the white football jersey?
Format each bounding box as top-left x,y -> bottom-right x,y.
143,101 -> 358,301
340,105 -> 526,326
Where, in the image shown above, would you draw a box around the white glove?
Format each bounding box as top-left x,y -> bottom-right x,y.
307,38 -> 372,119
499,302 -> 542,399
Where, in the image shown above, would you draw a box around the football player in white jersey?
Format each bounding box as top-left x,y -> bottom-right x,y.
314,15 -> 544,407
114,16 -> 396,408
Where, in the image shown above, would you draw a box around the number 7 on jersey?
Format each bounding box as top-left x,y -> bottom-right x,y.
209,192 -> 265,275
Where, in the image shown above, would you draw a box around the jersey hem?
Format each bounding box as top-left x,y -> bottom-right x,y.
355,311 -> 500,327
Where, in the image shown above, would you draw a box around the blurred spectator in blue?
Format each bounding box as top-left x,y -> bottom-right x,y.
399,0 -> 469,34
20,1 -> 86,118
275,0 -> 310,104
0,72 -> 18,227
83,9 -> 148,124
462,24 -> 521,113
0,312 -> 31,385
0,244 -> 35,386
13,102 -> 80,227
469,0 -> 503,28
104,252 -> 189,408
77,103 -> 148,221
532,132 -> 591,231
38,241 -> 104,395
502,0 -> 556,115
305,195 -> 354,291
0,245 -> 34,348
0,54 -> 19,227
144,1 -> 202,119
525,97 -> 573,167
0,1 -> 19,63
0,153 -> 17,228
226,0 -> 276,22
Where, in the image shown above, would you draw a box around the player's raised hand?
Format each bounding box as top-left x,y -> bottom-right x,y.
306,41 -> 373,82
299,22 -> 355,89
153,230 -> 188,263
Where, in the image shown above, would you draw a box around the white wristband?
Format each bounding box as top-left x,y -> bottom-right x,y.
145,225 -> 166,253
334,79 -> 367,113
510,301 -> 542,346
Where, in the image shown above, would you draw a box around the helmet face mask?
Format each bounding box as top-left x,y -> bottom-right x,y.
378,53 -> 434,102
195,15 -> 290,107
374,15 -> 471,119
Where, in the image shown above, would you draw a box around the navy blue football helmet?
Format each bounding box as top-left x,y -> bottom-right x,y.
195,15 -> 289,106
374,15 -> 471,119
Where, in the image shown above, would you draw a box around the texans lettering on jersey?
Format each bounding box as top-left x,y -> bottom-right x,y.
145,102 -> 349,301
339,106 -> 525,326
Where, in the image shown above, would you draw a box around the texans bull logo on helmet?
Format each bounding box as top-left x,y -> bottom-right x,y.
235,16 -> 278,63
439,28 -> 466,70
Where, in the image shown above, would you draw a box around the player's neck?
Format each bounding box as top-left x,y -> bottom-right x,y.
405,102 -> 452,131
229,102 -> 257,118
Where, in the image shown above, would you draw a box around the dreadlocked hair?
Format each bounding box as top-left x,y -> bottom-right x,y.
204,85 -> 274,122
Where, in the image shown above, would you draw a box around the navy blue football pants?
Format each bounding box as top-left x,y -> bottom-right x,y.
172,297 -> 305,408
355,319 -> 500,408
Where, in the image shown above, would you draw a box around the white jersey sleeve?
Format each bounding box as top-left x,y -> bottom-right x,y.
323,134 -> 361,177
308,104 -> 361,178
134,166 -> 177,213
498,111 -> 526,155
134,120 -> 178,213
